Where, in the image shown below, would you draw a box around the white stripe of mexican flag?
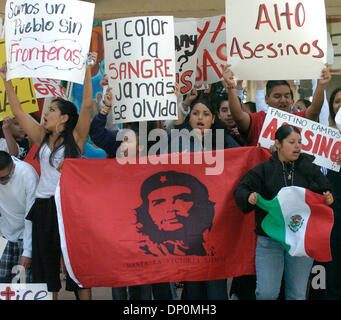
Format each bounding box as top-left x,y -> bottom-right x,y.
256,186 -> 333,262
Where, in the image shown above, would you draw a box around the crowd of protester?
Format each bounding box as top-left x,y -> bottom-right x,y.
0,54 -> 340,300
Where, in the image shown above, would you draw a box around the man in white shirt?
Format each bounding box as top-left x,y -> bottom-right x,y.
0,151 -> 38,283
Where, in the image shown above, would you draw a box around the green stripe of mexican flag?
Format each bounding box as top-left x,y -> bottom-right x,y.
256,186 -> 334,262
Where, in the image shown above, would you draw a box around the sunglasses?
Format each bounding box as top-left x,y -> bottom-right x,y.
0,162 -> 13,182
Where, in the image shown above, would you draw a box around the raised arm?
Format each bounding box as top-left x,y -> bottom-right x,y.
173,83 -> 184,126
222,65 -> 251,132
89,87 -> 121,156
305,64 -> 331,122
2,117 -> 19,157
0,63 -> 45,144
73,52 -> 98,152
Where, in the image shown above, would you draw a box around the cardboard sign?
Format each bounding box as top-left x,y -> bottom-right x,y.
174,19 -> 198,95
103,16 -> 177,124
0,39 -> 38,121
226,0 -> 327,80
32,78 -> 67,99
258,107 -> 341,171
5,0 -> 95,84
196,15 -> 227,85
0,283 -> 52,300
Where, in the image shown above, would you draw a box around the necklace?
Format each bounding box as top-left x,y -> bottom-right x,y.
281,161 -> 295,186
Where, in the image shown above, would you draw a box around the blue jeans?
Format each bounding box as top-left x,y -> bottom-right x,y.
255,236 -> 313,300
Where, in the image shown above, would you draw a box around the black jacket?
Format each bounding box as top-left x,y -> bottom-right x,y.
234,152 -> 333,236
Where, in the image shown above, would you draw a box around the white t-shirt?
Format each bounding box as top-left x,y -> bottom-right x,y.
0,157 -> 39,257
35,144 -> 64,198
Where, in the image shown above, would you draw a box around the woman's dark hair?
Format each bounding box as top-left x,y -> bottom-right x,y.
35,97 -> 81,166
329,87 -> 341,123
190,97 -> 215,114
275,124 -> 301,143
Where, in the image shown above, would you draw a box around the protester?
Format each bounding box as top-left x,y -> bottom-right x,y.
323,87 -> 341,299
165,96 -> 239,155
0,52 -> 97,300
0,116 -> 32,159
292,99 -> 311,112
161,95 -> 239,300
222,64 -> 331,146
234,124 -> 334,300
216,93 -> 247,146
0,151 -> 38,283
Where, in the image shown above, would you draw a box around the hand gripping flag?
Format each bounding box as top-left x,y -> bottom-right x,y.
256,186 -> 334,262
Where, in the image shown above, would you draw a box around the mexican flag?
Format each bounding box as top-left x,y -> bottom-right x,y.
256,186 -> 334,262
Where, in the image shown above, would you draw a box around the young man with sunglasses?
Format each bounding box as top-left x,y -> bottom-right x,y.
0,151 -> 38,283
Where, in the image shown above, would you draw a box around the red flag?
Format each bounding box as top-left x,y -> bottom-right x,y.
56,147 -> 270,288
24,143 -> 40,176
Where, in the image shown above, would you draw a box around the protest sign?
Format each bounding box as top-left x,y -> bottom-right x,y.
0,39 -> 38,121
32,78 -> 67,99
174,19 -> 198,95
258,107 -> 341,171
196,15 -> 227,85
103,16 -> 177,124
226,0 -> 327,80
0,284 -> 52,300
5,0 -> 95,84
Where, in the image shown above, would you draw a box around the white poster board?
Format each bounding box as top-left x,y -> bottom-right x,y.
5,0 -> 95,84
196,15 -> 226,85
0,283 -> 52,300
226,0 -> 327,80
103,16 -> 177,124
258,107 -> 341,171
174,19 -> 198,95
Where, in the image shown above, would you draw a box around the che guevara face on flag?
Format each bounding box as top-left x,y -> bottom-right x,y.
135,171 -> 216,257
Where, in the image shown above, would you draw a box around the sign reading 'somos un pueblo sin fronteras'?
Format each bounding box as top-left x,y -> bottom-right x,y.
5,0 -> 95,84
258,107 -> 341,172
103,16 -> 177,124
226,0 -> 327,80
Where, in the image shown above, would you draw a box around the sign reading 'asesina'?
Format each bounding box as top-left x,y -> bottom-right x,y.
258,107 -> 341,172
